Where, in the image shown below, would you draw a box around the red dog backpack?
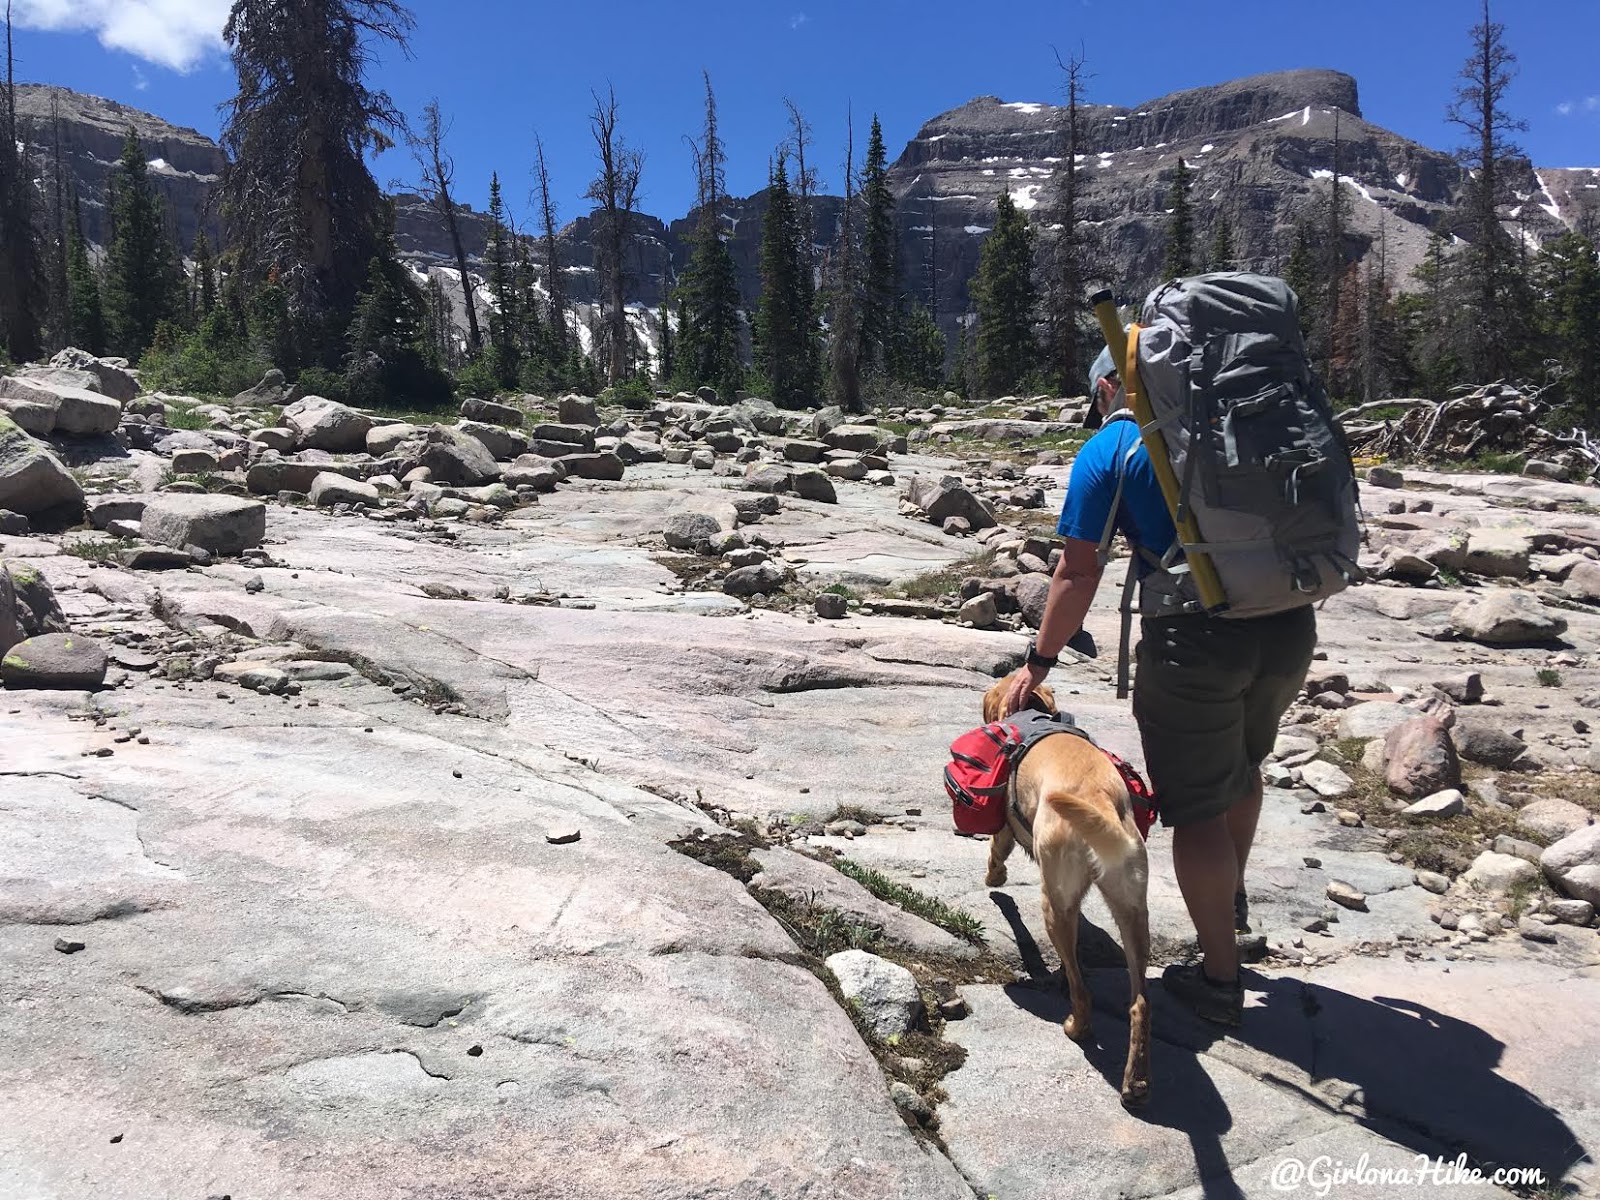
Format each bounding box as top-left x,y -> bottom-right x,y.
943,722 -> 1022,836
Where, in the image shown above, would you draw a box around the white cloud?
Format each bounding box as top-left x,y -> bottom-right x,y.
12,0 -> 230,72
132,64 -> 150,91
789,12 -> 808,28
1556,95 -> 1600,118
1558,101 -> 1574,116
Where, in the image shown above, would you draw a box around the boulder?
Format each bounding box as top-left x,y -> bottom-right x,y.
743,465 -> 792,494
1542,825 -> 1600,905
1462,528 -> 1533,579
456,419 -> 529,461
366,423 -> 419,456
1434,673 -> 1484,704
1463,850 -> 1538,895
783,440 -> 829,464
281,395 -> 373,453
1517,798 -> 1593,842
815,592 -> 848,619
663,512 -> 722,551
557,453 -> 625,482
791,469 -> 838,504
170,448 -> 219,474
459,397 -> 525,428
1450,591 -> 1567,646
1383,715 -> 1461,800
810,405 -> 845,439
1015,573 -> 1051,629
1,632 -> 108,690
1376,547 -> 1438,584
959,593 -> 998,628
501,458 -> 565,492
557,394 -> 600,426
1300,760 -> 1356,799
232,369 -> 296,407
530,423 -> 596,451
723,562 -> 786,597
615,438 -> 665,465
1453,718 -> 1526,769
823,424 -> 882,453
246,458 -> 362,495
1,375 -> 121,435
1366,466 -> 1404,489
0,416 -> 85,516
420,426 -> 501,486
4,561 -> 67,637
730,398 -> 787,436
251,427 -> 297,453
49,348 -> 140,401
1337,701 -> 1415,741
1401,789 -> 1466,818
141,494 -> 267,555
0,563 -> 15,654
823,950 -> 922,1041
901,475 -> 997,531
310,473 -> 382,508
1563,561 -> 1600,603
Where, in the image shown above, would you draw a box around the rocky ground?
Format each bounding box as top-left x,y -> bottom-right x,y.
3,354 -> 1600,1198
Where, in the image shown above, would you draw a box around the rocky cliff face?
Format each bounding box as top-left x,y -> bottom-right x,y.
17,72 -> 1596,348
14,83 -> 225,256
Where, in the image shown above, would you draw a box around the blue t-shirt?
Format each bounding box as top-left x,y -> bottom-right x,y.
1056,418 -> 1176,565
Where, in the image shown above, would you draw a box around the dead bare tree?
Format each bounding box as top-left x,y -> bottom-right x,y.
829,108 -> 861,413
532,133 -> 568,365
408,99 -> 479,351
586,86 -> 644,386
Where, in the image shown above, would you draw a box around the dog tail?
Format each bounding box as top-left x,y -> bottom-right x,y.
1040,775 -> 1141,866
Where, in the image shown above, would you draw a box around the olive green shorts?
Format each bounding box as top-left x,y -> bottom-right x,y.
1132,606 -> 1317,828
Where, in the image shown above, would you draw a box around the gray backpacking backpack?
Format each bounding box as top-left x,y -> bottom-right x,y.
1128,271 -> 1364,620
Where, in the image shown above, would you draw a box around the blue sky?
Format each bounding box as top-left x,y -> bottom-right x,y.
10,0 -> 1599,228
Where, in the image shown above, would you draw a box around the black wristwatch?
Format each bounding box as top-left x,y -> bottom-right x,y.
1027,642 -> 1058,670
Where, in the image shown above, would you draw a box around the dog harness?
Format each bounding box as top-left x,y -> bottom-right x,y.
944,709 -> 1158,843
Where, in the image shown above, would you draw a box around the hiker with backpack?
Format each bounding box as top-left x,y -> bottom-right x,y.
1001,273 -> 1362,1026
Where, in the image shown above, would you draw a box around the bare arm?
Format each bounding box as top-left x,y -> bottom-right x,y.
1003,537 -> 1105,715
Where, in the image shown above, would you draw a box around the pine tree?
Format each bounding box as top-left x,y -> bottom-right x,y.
754,157 -> 814,408
1210,213 -> 1236,272
103,128 -> 182,360
656,291 -> 673,383
221,0 -> 410,370
859,115 -> 897,376
343,213 -> 451,408
1446,0 -> 1534,382
194,230 -> 217,316
1163,157 -> 1196,279
0,3 -> 43,362
533,134 -> 569,375
1284,220 -> 1320,341
1398,229 -> 1467,398
676,72 -> 743,398
973,190 -> 1037,397
1537,232 -> 1600,422
483,172 -> 520,386
783,99 -> 823,402
511,234 -> 548,391
827,112 -> 862,412
423,273 -> 453,365
65,195 -> 106,356
886,302 -> 946,389
1042,49 -> 1089,396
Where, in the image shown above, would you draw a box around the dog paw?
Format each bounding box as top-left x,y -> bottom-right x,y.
1120,1078 -> 1150,1110
984,867 -> 1007,888
1062,1014 -> 1091,1042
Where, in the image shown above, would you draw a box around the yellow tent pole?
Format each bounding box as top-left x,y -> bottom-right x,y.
1089,291 -> 1228,613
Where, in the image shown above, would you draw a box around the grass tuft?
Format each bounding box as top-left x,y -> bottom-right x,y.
834,859 -> 988,944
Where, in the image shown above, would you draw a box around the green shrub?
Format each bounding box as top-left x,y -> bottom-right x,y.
295,365 -> 345,402
453,354 -> 503,401
601,373 -> 656,410
140,309 -> 270,398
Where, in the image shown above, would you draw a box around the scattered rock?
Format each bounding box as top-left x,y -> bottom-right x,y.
545,825 -> 581,845
557,395 -> 599,426
280,395 -> 373,452
823,949 -> 922,1040
1015,573 -> 1051,630
557,453 -> 626,482
814,593 -> 848,620
723,563 -> 786,597
53,937 -> 86,954
958,593 -> 998,628
1402,789 -> 1466,818
309,473 -> 381,508
1547,899 -> 1595,925
1452,718 -> 1525,769
663,512 -> 722,551
790,469 -> 838,504
141,494 -> 267,556
889,1081 -> 934,1125
1383,715 -> 1461,800
900,475 -> 997,531
1434,673 -> 1484,704
1541,825 -> 1600,905
1462,528 -> 1533,579
460,397 -> 526,428
1366,466 -> 1404,489
1,632 -> 108,690
1326,881 -> 1368,911
0,415 -> 86,516
1414,870 -> 1450,895
1516,797 -> 1593,842
1298,760 -> 1356,799
1450,591 -> 1568,647
1463,850 -> 1539,896
421,426 -> 501,486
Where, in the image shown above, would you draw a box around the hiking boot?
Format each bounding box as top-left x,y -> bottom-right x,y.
1162,962 -> 1243,1027
1234,889 -> 1251,934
